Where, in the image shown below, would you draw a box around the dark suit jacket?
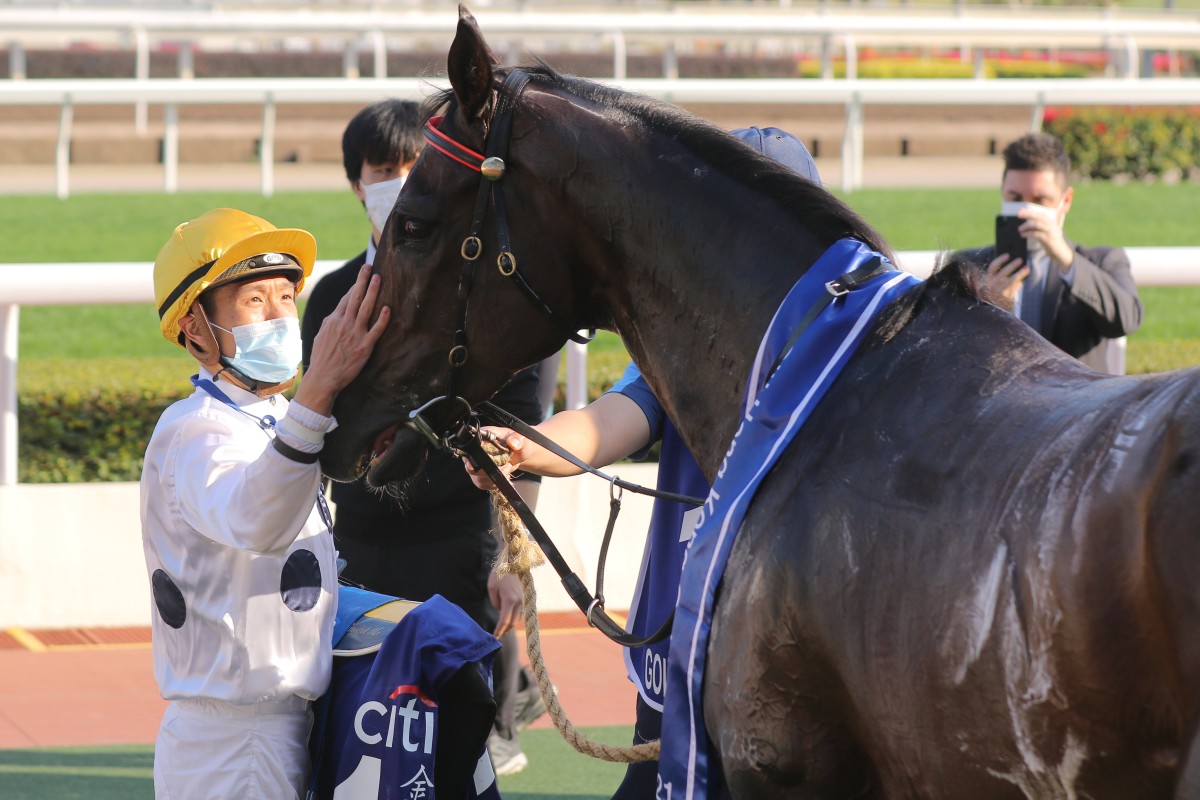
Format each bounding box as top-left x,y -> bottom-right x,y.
300,250 -> 543,536
951,241 -> 1144,374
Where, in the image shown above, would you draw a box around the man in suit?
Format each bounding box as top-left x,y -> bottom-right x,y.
954,131 -> 1143,375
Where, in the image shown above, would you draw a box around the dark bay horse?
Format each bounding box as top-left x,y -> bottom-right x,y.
320,8 -> 1200,797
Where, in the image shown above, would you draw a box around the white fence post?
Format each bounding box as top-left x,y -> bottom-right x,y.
662,42 -> 678,81
1123,33 -> 1138,80
1030,91 -> 1045,132
134,25 -> 149,136
0,304 -> 17,487
8,41 -> 25,80
610,30 -> 626,80
343,41 -> 360,79
177,42 -> 194,80
372,30 -> 386,80
55,94 -> 73,201
565,340 -> 589,411
163,102 -> 179,194
841,91 -> 863,193
261,93 -> 276,198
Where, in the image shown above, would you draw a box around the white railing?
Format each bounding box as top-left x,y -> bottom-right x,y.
6,7 -> 1198,48
2,248 -> 1197,485
5,76 -> 1200,196
4,6 -> 1197,76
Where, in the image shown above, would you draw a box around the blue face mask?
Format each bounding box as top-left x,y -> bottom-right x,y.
211,316 -> 303,384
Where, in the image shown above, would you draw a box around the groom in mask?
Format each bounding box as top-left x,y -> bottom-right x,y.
953,131 -> 1143,375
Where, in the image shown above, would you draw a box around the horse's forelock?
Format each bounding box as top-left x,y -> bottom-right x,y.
420,90 -> 454,125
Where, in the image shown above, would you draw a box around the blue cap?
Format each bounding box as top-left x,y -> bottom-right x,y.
731,126 -> 821,185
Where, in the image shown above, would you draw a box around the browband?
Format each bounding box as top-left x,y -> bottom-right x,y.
423,116 -> 484,172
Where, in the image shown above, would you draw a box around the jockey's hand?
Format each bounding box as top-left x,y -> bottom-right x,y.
489,568 -> 523,638
979,253 -> 1029,312
462,426 -> 529,489
296,263 -> 390,416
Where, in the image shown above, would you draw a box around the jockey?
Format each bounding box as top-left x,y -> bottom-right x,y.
142,208 -> 388,799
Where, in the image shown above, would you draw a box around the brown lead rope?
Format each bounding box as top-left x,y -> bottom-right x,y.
489,479 -> 661,763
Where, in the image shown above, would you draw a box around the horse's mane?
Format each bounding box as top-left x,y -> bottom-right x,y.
424,63 -> 987,336
873,251 -> 988,342
425,63 -> 893,262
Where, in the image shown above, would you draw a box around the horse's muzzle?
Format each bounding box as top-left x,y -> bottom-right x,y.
363,426 -> 432,487
318,418 -> 420,485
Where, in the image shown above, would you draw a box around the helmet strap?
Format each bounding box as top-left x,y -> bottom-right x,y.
189,303 -> 295,398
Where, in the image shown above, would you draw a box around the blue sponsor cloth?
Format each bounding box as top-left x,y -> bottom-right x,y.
657,238 -> 922,800
312,592 -> 502,799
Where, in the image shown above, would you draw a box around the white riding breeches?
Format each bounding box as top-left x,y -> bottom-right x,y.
154,695 -> 313,800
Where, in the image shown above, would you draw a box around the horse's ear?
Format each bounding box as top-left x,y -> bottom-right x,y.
448,5 -> 497,123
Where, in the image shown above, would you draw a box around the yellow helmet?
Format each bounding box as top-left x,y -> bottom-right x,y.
154,208 -> 316,346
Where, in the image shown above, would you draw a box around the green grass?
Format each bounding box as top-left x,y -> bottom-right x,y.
4,189 -> 369,380
496,725 -> 633,798
0,726 -> 633,799
0,745 -> 154,800
834,183 -> 1200,371
6,185 -> 1200,375
0,191 -> 368,265
835,182 -> 1200,252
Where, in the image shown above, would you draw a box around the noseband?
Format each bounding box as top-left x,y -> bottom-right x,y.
422,69 -> 594,404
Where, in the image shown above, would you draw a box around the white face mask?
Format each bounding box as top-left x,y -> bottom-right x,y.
363,176 -> 406,234
1000,200 -> 1060,219
1000,200 -> 1062,254
211,316 -> 303,384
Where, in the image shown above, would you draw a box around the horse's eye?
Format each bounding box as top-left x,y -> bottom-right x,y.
400,218 -> 431,240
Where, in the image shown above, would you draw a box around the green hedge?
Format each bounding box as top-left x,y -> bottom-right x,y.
992,60 -> 1092,79
18,355 -> 632,484
14,337 -> 1199,483
1045,107 -> 1200,180
18,359 -> 186,483
23,335 -> 1196,484
797,57 -> 1090,79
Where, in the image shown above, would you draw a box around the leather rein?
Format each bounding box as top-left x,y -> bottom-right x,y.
405,71 -> 704,648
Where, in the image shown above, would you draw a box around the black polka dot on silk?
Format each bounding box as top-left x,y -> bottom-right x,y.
152,569 -> 187,629
280,549 -> 322,612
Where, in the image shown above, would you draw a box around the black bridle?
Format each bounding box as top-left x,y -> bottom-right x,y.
421,69 -> 594,403
407,70 -> 698,647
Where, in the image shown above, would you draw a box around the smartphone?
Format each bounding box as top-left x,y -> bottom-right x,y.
995,215 -> 1028,264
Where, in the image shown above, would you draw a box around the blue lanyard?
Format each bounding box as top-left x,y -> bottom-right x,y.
190,375 -> 277,432
190,374 -> 333,533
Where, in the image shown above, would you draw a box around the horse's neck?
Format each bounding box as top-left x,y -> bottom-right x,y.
574,152 -> 822,478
